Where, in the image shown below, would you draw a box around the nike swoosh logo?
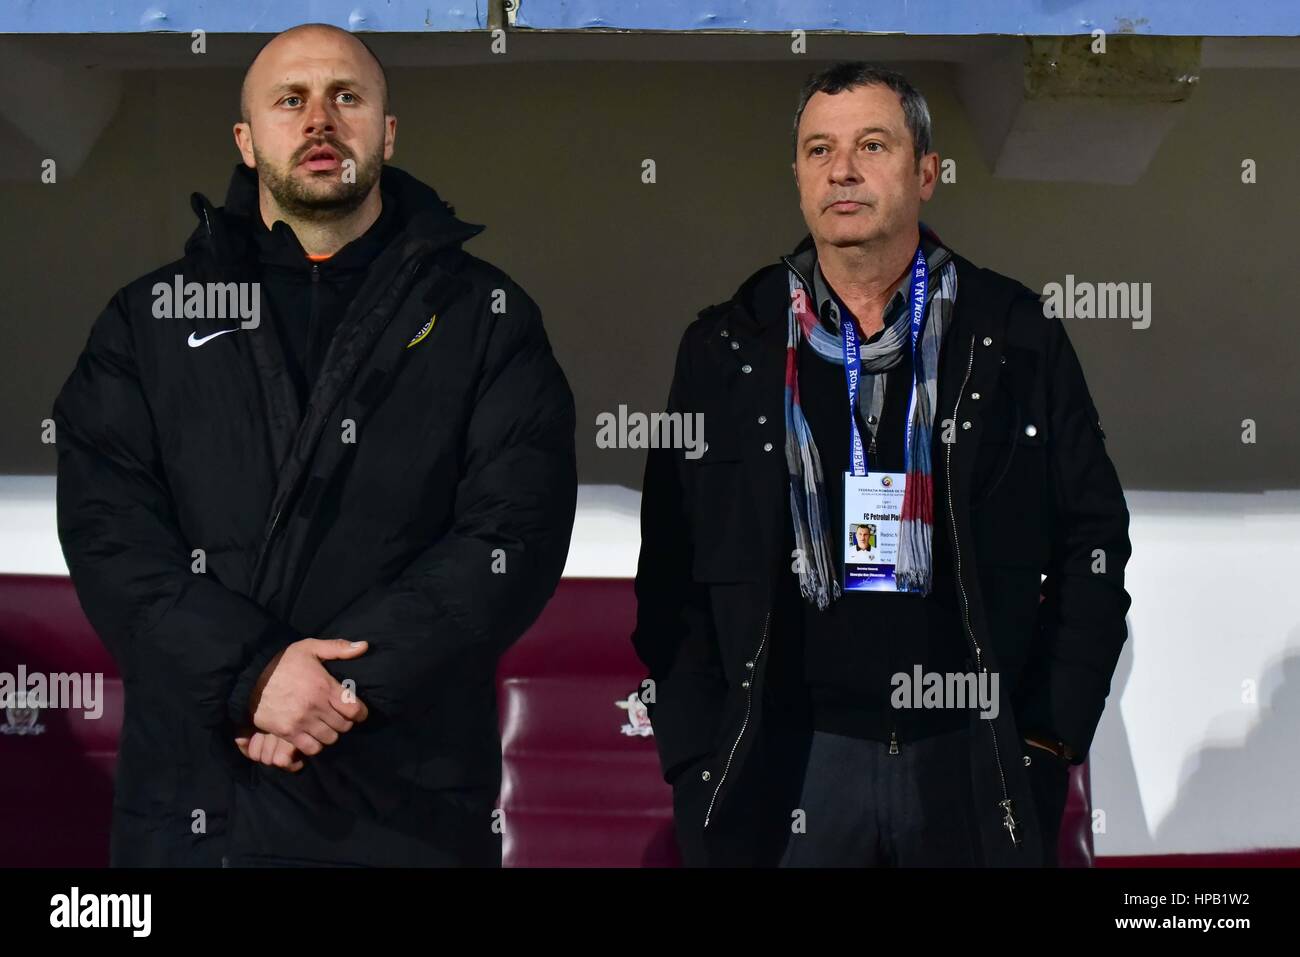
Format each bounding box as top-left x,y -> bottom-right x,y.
187,328 -> 240,348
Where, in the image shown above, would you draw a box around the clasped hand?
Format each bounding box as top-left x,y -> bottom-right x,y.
234,638 -> 370,773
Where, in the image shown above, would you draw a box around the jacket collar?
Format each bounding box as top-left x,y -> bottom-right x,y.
254,189 -> 402,273
710,223 -> 953,336
802,233 -> 952,336
184,163 -> 485,272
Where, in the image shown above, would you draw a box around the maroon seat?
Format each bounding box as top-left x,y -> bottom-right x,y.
0,574 -> 120,867
0,573 -> 1093,867
496,578 -> 681,866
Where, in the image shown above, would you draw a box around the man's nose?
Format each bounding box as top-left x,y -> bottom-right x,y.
302,102 -> 337,137
828,154 -> 861,185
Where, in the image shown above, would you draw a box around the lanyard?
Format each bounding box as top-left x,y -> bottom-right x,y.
840,243 -> 929,476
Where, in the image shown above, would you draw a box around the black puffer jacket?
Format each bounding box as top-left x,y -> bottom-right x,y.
633,237 -> 1132,867
54,164 -> 577,867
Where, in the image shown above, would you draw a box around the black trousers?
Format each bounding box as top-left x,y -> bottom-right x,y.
779,725 -> 988,867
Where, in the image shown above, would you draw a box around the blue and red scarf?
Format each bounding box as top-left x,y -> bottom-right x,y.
783,238 -> 958,609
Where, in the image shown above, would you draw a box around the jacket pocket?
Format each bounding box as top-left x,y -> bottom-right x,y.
687,435 -> 762,583
971,374 -> 1050,570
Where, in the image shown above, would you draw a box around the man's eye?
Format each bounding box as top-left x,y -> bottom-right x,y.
337,92 -> 356,104
864,142 -> 883,152
282,96 -> 302,108
810,146 -> 828,157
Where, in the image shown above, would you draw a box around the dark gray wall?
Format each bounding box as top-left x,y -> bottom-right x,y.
2,56 -> 1297,491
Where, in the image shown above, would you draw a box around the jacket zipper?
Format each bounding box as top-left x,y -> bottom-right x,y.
309,263 -> 321,381
945,333 -> 1020,848
252,253 -> 436,582
263,265 -> 320,553
703,609 -> 771,829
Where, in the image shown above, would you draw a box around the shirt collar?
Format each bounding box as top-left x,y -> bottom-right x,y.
811,233 -> 950,339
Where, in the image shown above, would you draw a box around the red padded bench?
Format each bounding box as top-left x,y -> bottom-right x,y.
0,574 -> 1093,867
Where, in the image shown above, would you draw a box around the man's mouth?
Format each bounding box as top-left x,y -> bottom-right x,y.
300,146 -> 342,172
827,199 -> 864,211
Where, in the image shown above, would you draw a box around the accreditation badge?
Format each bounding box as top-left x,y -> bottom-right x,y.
843,471 -> 906,592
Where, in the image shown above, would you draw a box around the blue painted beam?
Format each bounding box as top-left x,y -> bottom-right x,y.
515,1 -> 1300,36
0,0 -> 1295,36
0,1 -> 485,33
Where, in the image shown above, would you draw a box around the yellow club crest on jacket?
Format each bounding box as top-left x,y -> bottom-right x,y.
406,314 -> 437,349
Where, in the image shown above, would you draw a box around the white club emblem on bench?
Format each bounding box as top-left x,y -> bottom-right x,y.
616,693 -> 653,737
2,704 -> 45,736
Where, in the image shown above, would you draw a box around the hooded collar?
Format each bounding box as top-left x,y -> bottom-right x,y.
185,163 -> 485,272
255,190 -> 401,274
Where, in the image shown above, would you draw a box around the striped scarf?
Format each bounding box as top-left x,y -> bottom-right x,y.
784,255 -> 958,608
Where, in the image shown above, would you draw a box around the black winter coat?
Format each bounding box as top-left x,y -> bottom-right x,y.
632,239 -> 1132,867
54,165 -> 577,867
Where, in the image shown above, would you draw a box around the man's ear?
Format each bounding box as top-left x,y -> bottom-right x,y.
383,114 -> 397,162
917,151 -> 940,202
233,122 -> 256,169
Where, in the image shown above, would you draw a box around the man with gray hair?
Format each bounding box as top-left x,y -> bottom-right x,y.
633,62 -> 1131,866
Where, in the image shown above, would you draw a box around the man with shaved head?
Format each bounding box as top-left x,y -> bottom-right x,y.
54,23 -> 577,867
236,25 -> 391,247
